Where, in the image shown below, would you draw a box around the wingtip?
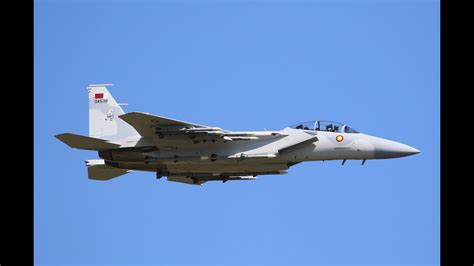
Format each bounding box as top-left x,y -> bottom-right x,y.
55,133 -> 72,147
55,133 -> 69,139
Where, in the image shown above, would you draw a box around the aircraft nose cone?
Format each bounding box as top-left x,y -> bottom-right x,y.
372,139 -> 420,159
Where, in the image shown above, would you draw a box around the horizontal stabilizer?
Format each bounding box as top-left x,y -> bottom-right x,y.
86,159 -> 131,180
55,133 -> 121,151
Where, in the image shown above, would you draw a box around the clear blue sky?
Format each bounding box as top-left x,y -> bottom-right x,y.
34,1 -> 439,265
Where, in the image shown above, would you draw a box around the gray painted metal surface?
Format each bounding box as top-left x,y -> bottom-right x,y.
56,85 -> 420,185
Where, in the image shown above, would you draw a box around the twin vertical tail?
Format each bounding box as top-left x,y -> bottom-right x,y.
88,84 -> 138,141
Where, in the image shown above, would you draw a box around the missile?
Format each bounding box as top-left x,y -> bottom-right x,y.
228,153 -> 278,159
200,175 -> 258,182
222,136 -> 233,142
144,152 -> 278,163
227,136 -> 258,140
230,175 -> 257,180
222,132 -> 288,137
182,127 -> 222,132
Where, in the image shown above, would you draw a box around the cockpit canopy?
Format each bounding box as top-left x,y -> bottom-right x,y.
290,120 -> 359,133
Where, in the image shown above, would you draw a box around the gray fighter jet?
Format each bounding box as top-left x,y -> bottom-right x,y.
56,84 -> 420,185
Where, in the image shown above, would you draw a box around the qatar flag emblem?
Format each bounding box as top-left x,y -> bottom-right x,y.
95,93 -> 107,99
94,92 -> 108,103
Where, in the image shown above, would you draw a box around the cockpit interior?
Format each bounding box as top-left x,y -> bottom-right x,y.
290,120 -> 359,133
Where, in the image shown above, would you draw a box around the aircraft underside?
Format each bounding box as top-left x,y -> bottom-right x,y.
102,159 -> 291,184
107,160 -> 288,173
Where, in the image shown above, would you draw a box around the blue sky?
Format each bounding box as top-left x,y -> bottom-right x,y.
34,1 -> 439,265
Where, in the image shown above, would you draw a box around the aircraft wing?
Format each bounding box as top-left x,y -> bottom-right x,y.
119,112 -> 286,142
119,112 -> 212,137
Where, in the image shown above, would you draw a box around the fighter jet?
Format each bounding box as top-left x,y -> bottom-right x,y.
56,84 -> 420,185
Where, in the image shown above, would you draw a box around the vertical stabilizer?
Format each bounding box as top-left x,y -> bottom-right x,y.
88,84 -> 139,141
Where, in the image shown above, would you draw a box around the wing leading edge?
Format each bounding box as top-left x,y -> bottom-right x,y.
119,112 -> 210,137
119,112 -> 287,143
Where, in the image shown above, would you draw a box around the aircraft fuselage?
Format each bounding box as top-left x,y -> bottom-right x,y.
96,128 -> 419,178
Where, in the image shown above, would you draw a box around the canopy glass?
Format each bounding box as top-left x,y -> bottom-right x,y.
290,120 -> 359,133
